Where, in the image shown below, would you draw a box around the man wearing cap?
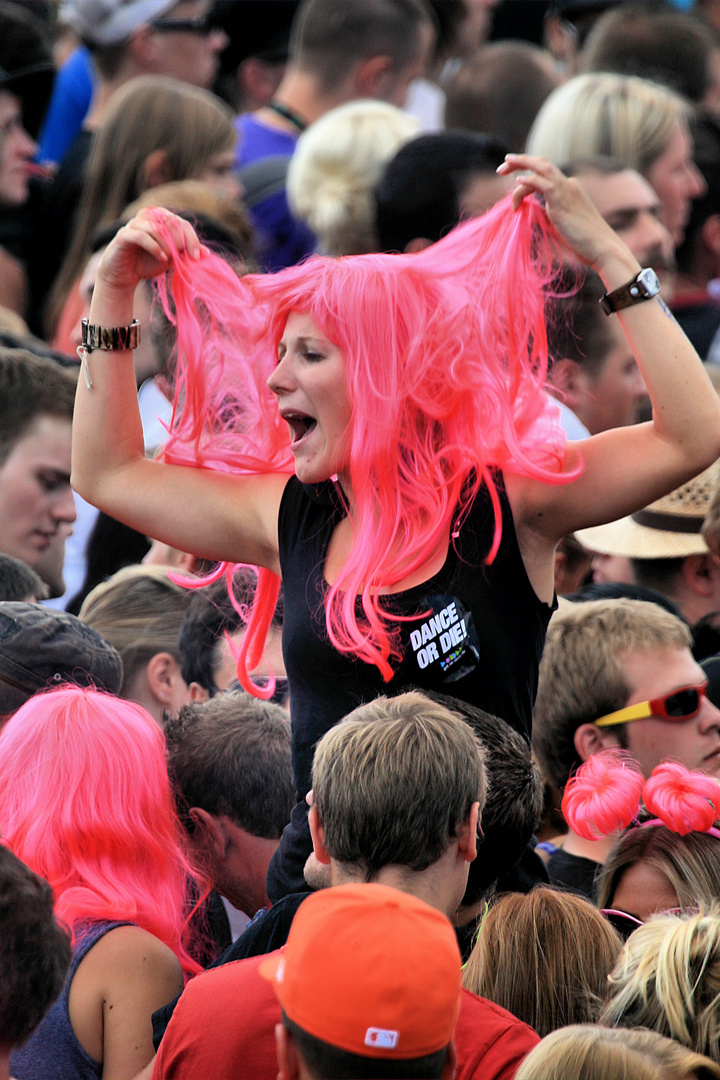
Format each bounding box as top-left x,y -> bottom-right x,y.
261,884 -> 460,1080
0,601 -> 122,721
44,0 -> 228,292
234,0 -> 435,270
149,692 -> 539,1080
532,596 -> 720,899
576,464 -> 720,649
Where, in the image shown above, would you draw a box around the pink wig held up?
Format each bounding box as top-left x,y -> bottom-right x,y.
562,750 -> 644,841
643,762 -> 720,836
0,686 -> 202,975
155,195 -> 582,686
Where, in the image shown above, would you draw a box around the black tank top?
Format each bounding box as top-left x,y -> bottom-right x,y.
267,473 -> 555,899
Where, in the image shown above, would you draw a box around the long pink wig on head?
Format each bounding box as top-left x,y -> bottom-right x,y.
155,195 -> 582,686
0,686 -> 202,974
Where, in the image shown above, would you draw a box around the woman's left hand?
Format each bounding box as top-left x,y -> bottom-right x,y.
497,153 -> 633,273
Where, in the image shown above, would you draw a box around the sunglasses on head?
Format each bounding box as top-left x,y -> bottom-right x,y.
593,683 -> 708,728
601,907 -> 688,941
151,14 -> 215,34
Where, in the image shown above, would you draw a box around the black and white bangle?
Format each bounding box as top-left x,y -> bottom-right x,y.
77,319 -> 141,390
81,318 -> 141,351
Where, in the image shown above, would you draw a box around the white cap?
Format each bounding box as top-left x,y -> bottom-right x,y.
61,0 -> 179,47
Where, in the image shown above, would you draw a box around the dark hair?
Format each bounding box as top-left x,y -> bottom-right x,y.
178,572 -> 283,695
0,2 -> 54,138
580,1 -> 715,105
0,349 -> 76,465
375,130 -> 508,252
291,0 -> 432,94
0,845 -> 71,1047
546,269 -> 615,379
282,1013 -> 449,1080
630,556 -> 685,594
445,41 -> 559,153
0,554 -> 48,602
420,689 -> 542,904
165,691 -> 293,839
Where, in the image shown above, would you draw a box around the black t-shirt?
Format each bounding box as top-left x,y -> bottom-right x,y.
267,474 -> 555,901
546,848 -> 601,902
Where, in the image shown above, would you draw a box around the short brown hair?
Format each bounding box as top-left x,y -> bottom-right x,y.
0,349 -> 76,466
165,691 -> 293,839
533,598 -> 691,791
445,41 -> 559,153
463,887 -> 622,1037
291,0 -> 432,94
312,691 -> 485,877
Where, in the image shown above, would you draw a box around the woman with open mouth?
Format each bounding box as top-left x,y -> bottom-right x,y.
72,153 -> 720,899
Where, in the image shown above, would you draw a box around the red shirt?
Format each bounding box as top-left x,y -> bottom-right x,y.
153,951 -> 539,1080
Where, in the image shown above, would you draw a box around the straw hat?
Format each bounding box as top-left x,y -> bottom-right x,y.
575,462 -> 720,559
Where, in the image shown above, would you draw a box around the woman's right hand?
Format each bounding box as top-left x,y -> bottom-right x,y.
95,207 -> 203,295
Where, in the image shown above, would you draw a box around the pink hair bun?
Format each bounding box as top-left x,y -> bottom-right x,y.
642,762 -> 720,836
562,750 -> 644,840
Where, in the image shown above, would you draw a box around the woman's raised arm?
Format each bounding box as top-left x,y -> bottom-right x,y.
71,209 -> 286,574
500,155 -> 720,543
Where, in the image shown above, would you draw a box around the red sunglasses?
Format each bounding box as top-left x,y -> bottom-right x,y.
594,683 -> 708,728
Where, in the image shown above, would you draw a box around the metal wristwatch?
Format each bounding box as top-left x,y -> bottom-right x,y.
599,267 -> 661,315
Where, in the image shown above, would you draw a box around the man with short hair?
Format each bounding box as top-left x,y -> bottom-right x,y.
564,157 -> 675,275
178,574 -> 286,703
236,0 -> 435,269
0,349 -> 77,597
545,268 -> 649,438
45,0 -> 228,293
533,596 -> 720,897
261,884 -> 461,1080
165,692 -> 294,920
150,692 -> 539,1080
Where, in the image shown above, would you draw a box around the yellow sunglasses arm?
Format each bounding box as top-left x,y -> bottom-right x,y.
594,700 -> 654,728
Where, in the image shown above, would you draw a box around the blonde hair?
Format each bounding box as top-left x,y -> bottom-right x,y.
463,887 -> 622,1036
286,99 -> 419,255
532,598 -> 691,791
525,72 -> 690,175
47,75 -> 236,335
79,565 -> 193,694
515,1024 -> 720,1080
312,691 -> 485,877
600,910 -> 720,1061
123,179 -> 253,259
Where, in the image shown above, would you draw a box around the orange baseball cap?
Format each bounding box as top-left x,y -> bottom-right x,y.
259,883 -> 462,1060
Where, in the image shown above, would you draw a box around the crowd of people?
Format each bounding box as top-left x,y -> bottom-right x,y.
5,1 -> 720,1078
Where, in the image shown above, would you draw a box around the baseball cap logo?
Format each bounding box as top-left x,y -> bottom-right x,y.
364,1028 -> 399,1049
